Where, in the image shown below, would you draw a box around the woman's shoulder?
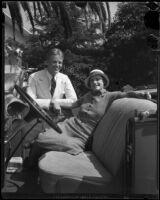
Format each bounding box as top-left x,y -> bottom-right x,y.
82,91 -> 93,100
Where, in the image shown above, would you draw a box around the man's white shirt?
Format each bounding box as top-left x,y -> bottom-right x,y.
27,69 -> 77,109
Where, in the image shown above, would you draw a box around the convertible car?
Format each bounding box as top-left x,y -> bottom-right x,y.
1,73 -> 158,198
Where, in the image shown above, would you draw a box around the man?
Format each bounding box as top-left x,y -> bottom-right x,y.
27,48 -> 77,121
21,48 -> 77,151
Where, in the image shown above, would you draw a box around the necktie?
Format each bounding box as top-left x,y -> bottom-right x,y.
50,77 -> 56,96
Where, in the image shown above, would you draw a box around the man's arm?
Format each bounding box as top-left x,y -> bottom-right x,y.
27,74 -> 51,109
64,75 -> 77,101
50,99 -> 80,110
51,75 -> 78,107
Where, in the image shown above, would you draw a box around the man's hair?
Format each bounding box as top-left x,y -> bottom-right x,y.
47,48 -> 64,60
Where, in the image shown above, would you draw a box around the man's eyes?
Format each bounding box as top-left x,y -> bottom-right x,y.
52,61 -> 62,64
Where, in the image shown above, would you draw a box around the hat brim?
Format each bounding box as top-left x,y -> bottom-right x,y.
85,73 -> 110,89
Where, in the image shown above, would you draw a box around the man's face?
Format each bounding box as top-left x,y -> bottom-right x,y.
47,55 -> 63,76
90,74 -> 104,92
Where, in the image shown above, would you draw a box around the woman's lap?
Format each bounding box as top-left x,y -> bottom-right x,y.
36,128 -> 85,155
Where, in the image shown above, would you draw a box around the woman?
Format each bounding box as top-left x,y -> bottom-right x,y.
28,69 -> 151,166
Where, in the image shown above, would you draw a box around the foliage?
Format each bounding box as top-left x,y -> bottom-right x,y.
4,1 -> 111,40
103,2 -> 158,90
5,37 -> 25,66
21,2 -> 112,96
5,37 -> 24,51
7,2 -> 158,95
4,1 -> 112,96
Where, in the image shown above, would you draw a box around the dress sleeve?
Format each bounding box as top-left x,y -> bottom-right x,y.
109,91 -> 127,101
109,91 -> 150,102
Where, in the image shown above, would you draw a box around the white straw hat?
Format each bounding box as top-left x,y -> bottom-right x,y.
85,69 -> 110,89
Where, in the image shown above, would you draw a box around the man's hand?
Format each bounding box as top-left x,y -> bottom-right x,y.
49,100 -> 61,115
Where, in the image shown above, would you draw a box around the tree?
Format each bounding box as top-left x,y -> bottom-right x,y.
4,1 -> 111,40
103,2 -> 158,89
5,37 -> 25,69
4,2 -> 111,95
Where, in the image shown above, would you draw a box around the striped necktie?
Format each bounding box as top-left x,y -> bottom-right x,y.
50,77 -> 56,96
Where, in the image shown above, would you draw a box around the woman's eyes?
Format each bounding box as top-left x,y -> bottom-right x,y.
91,78 -> 101,82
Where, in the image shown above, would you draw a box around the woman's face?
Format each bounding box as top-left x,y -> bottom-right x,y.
47,55 -> 63,76
89,74 -> 104,92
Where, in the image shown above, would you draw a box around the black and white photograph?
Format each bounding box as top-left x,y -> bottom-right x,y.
1,1 -> 159,199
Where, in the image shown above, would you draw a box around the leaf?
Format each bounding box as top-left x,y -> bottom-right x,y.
57,2 -> 72,38
50,2 -> 59,17
41,2 -> 51,18
20,1 -> 35,33
75,2 -> 87,8
36,1 -> 42,19
7,2 -> 16,40
33,2 -> 37,18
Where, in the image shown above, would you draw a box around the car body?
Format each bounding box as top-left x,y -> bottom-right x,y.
2,81 -> 158,198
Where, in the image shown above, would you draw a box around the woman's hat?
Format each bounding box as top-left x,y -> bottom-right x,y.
85,69 -> 110,89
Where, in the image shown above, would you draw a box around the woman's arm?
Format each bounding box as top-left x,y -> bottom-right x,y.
111,91 -> 151,100
125,91 -> 151,100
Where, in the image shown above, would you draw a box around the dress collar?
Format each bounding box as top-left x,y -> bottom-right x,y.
91,88 -> 107,96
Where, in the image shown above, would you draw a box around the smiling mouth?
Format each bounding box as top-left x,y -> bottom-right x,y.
52,68 -> 60,72
93,86 -> 100,90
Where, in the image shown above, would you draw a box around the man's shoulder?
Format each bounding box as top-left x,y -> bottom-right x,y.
30,69 -> 47,77
57,72 -> 69,79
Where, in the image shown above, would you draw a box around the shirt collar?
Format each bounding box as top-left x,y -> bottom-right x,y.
46,69 -> 59,81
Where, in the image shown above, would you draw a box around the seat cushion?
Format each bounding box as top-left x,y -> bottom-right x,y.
92,98 -> 157,176
38,151 -> 113,193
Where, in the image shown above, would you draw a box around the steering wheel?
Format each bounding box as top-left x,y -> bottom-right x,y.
14,85 -> 62,133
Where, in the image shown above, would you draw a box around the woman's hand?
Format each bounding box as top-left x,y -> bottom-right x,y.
137,110 -> 150,120
144,92 -> 152,100
138,91 -> 151,100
